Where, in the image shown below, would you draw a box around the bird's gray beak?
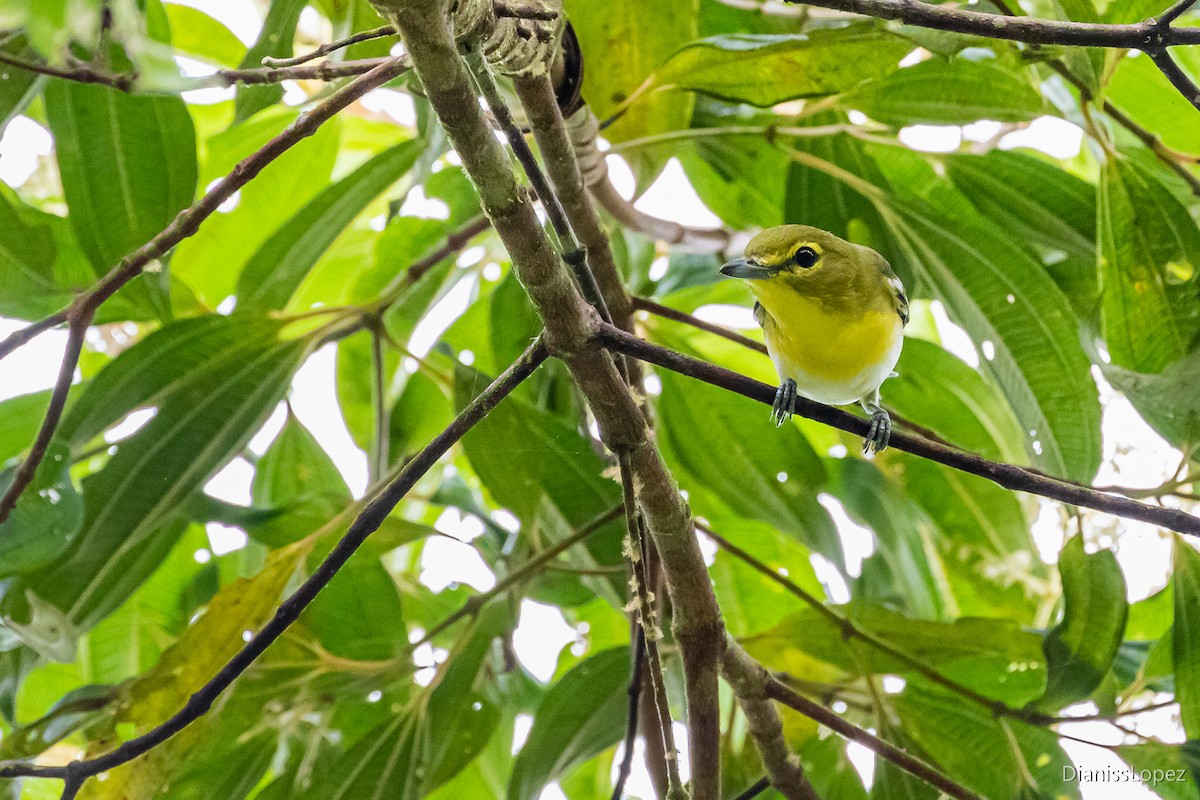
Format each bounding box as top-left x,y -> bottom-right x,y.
720,258 -> 771,280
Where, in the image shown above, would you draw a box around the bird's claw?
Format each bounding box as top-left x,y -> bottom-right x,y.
863,408 -> 891,457
771,379 -> 797,427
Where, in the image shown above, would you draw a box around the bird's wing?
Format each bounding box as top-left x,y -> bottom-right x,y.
753,301 -> 767,327
888,275 -> 909,326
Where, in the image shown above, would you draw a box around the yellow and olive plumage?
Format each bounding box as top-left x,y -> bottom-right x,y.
721,225 -> 908,454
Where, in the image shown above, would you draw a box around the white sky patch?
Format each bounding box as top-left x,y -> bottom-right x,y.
398,185 -> 451,220
103,407 -> 157,443
846,739 -> 876,788
248,402 -> 289,456
1000,116 -> 1084,159
361,89 -> 417,127
693,304 -> 758,330
206,522 -> 248,555
810,553 -> 850,603
408,273 -> 478,356
635,158 -> 724,228
512,600 -> 576,682
167,0 -> 261,44
419,536 -> 495,592
818,493 -> 875,578
899,124 -> 961,153
204,456 -> 255,505
0,116 -> 52,188
290,343 -> 369,496
929,300 -> 979,368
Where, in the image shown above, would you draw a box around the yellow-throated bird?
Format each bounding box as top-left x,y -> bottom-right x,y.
720,225 -> 908,455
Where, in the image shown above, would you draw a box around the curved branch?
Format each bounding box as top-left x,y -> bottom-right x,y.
785,0 -> 1200,47
0,339 -> 549,788
596,323 -> 1200,537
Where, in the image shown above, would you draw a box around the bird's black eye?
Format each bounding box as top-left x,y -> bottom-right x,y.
794,246 -> 819,269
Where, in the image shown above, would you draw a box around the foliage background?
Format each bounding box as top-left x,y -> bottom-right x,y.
0,0 -> 1199,798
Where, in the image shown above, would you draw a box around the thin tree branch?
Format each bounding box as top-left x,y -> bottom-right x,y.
762,668 -> 983,800
0,312 -> 68,362
1158,0 -> 1200,27
263,25 -> 397,68
596,323 -> 1200,537
785,0 -> 1200,47
0,58 -> 410,518
212,58 -> 392,86
0,314 -> 85,521
0,50 -> 133,90
464,48 -> 614,324
0,339 -> 548,790
697,522 -> 1056,726
721,640 -> 819,799
632,295 -> 765,353
1146,45 -> 1200,109
732,777 -> 771,800
612,625 -> 646,800
619,451 -> 686,799
378,4 -> 726,797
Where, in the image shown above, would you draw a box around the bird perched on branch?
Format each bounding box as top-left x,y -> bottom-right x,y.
721,225 -> 908,455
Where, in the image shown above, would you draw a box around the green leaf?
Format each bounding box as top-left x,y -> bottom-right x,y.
237,138 -> 422,311
654,29 -> 913,107
845,56 -> 1046,125
0,34 -> 43,135
882,195 -> 1102,482
234,0 -> 305,122
0,443 -> 82,577
304,551 -> 405,662
0,391 -> 51,465
1174,537 -> 1200,738
562,0 -> 696,181
79,545 -> 305,800
0,188 -> 94,321
1114,743 -> 1200,800
893,683 -> 1078,799
1101,345 -> 1200,449
45,81 -> 197,275
508,647 -> 629,800
656,368 -> 840,563
7,324 -> 310,633
61,314 -> 285,446
945,150 -> 1097,306
173,109 -> 340,306
163,4 -> 246,68
1034,536 -> 1127,711
1108,52 -> 1200,157
1097,156 -> 1200,373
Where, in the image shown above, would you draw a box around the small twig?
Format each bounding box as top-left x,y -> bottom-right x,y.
212,58 -> 391,86
0,49 -> 133,90
633,296 -> 765,353
1157,0 -> 1200,27
597,323 -> 1200,537
611,625 -> 646,800
619,451 -> 685,799
464,48 -> 614,324
732,777 -> 772,800
369,323 -> 390,482
263,25 -> 397,68
1146,46 -> 1200,109
0,339 -> 549,789
765,676 -> 983,800
0,314 -> 87,521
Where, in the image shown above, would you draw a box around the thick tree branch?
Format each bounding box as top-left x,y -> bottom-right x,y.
376,3 -> 726,796
0,58 -> 409,517
721,640 -> 819,799
759,664 -> 983,800
0,338 -> 548,789
787,0 -> 1200,47
597,323 -> 1200,537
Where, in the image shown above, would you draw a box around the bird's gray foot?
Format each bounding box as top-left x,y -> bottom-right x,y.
863,406 -> 891,456
771,379 -> 797,427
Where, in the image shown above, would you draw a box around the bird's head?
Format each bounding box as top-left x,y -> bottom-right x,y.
720,225 -> 857,287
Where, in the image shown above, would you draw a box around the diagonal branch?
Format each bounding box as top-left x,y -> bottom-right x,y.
784,0 -> 1200,47
596,323 -> 1200,537
0,58 -> 410,516
0,338 -> 548,790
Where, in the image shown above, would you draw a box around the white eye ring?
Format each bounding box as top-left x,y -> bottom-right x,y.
795,247 -> 819,268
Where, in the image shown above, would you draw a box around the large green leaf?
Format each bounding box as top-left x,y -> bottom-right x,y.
61,314 -> 285,446
656,370 -> 841,563
844,56 -> 1047,126
0,187 -> 94,321
237,139 -> 423,311
0,34 -> 42,136
1107,52 -> 1200,157
508,647 -> 629,800
5,323 -> 310,638
1115,743 -> 1200,800
0,391 -> 51,465
0,443 -> 82,577
1034,536 -> 1127,711
562,0 -> 696,180
654,29 -> 913,107
1097,156 -> 1200,373
882,195 -> 1101,482
173,109 -> 340,307
945,150 -> 1097,308
1174,537 -> 1200,738
45,81 -> 197,276
163,4 -> 246,68
234,0 -> 305,122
